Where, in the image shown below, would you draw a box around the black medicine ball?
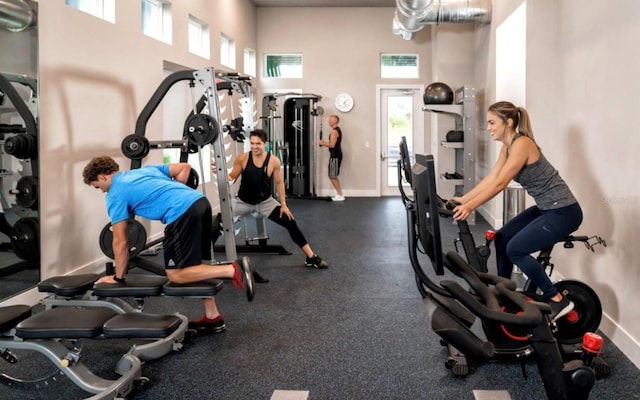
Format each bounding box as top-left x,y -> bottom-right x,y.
446,130 -> 464,142
424,82 -> 454,105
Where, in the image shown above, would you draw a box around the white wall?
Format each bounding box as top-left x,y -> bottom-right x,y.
476,0 -> 640,368
256,7 -> 442,197
0,0 -> 257,306
542,0 -> 640,368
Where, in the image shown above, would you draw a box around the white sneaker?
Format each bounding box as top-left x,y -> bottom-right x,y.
331,195 -> 345,202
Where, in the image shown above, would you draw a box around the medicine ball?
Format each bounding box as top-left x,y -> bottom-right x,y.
446,130 -> 464,142
424,82 -> 454,105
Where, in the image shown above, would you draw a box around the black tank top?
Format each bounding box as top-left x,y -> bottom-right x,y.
330,127 -> 343,158
238,152 -> 272,204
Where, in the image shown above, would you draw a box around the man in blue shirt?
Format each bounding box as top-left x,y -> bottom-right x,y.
83,156 -> 254,332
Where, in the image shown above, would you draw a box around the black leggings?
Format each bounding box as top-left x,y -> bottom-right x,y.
267,206 -> 308,248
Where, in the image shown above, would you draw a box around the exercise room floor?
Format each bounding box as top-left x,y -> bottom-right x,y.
2,197 -> 639,400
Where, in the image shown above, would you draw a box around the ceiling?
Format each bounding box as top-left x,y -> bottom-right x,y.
249,0 -> 396,7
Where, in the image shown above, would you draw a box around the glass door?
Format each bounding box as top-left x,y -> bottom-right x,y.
380,87 -> 423,196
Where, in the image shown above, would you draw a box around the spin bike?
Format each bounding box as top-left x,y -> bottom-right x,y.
403,155 -> 606,399
444,204 -> 606,348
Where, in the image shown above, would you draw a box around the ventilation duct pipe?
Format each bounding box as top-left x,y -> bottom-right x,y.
393,0 -> 492,40
0,0 -> 36,32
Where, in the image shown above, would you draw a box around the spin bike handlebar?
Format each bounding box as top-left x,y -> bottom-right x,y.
441,251 -> 543,327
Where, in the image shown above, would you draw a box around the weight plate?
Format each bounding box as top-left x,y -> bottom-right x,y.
15,176 -> 38,209
184,114 -> 219,147
121,134 -> 150,160
186,168 -> 200,189
11,217 -> 39,261
3,134 -> 37,159
99,219 -> 148,259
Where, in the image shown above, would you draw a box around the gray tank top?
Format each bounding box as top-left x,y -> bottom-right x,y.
507,135 -> 577,210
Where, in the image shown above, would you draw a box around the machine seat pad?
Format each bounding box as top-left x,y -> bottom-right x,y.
0,305 -> 32,333
92,274 -> 168,297
38,273 -> 100,297
15,308 -> 118,339
163,279 -> 223,297
103,313 -> 182,339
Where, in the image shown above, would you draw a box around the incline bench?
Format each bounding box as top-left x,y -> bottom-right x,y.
0,304 -> 184,399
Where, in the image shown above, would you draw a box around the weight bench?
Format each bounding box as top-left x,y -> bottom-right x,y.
213,214 -> 292,256
0,304 -> 184,399
38,273 -> 223,360
39,273 -> 223,312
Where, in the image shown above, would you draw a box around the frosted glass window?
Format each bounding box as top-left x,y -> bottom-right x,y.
380,54 -> 419,79
265,54 -> 302,78
65,0 -> 115,23
188,15 -> 210,59
244,48 -> 256,77
142,0 -> 172,44
220,33 -> 236,69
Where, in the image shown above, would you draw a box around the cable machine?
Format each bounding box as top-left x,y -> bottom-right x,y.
261,93 -> 323,199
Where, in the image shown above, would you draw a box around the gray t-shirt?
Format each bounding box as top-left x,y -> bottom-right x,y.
508,135 -> 577,210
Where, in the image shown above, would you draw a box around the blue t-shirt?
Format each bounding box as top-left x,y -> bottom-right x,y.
106,165 -> 204,225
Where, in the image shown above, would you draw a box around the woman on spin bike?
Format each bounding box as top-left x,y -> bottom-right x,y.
450,101 -> 581,322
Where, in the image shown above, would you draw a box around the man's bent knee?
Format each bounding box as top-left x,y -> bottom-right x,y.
166,268 -> 190,284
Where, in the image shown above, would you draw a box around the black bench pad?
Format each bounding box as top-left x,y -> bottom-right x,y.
38,273 -> 100,296
0,305 -> 32,333
92,274 -> 168,297
103,313 -> 182,339
163,279 -> 223,297
16,308 -> 118,339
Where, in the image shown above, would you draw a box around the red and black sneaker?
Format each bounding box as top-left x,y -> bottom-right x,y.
232,256 -> 255,301
188,314 -> 226,333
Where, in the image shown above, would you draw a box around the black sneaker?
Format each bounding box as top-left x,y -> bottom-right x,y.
211,213 -> 223,244
549,295 -> 574,322
189,314 -> 226,333
305,255 -> 329,269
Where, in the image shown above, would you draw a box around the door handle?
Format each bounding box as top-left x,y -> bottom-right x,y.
380,151 -> 388,160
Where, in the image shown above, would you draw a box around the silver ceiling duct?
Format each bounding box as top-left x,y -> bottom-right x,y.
0,0 -> 36,32
393,0 -> 492,40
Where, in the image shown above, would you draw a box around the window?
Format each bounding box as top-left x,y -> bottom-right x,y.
265,54 -> 303,78
142,0 -> 172,44
220,33 -> 236,69
243,48 -> 256,77
65,0 -> 115,23
380,54 -> 419,79
188,15 -> 210,59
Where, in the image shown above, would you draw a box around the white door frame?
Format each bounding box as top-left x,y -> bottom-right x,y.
375,84 -> 425,196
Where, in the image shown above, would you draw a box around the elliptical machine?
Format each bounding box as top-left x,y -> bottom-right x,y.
403,153 -> 602,399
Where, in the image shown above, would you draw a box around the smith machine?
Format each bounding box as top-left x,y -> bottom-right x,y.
107,67 -> 248,274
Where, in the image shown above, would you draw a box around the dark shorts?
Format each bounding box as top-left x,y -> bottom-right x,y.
163,197 -> 212,269
328,157 -> 342,178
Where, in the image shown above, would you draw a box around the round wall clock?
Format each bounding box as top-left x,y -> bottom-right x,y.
335,93 -> 354,113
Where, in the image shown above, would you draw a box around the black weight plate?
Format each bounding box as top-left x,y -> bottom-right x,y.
15,176 -> 38,209
185,114 -> 219,146
11,218 -> 39,261
121,134 -> 150,160
99,219 -> 148,259
186,168 -> 200,189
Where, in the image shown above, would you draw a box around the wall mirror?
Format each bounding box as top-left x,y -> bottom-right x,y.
0,0 -> 39,302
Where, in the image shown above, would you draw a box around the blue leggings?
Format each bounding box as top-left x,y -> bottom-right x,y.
495,203 -> 583,298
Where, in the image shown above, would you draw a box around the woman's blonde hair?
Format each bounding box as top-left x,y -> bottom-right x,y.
488,101 -> 535,142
